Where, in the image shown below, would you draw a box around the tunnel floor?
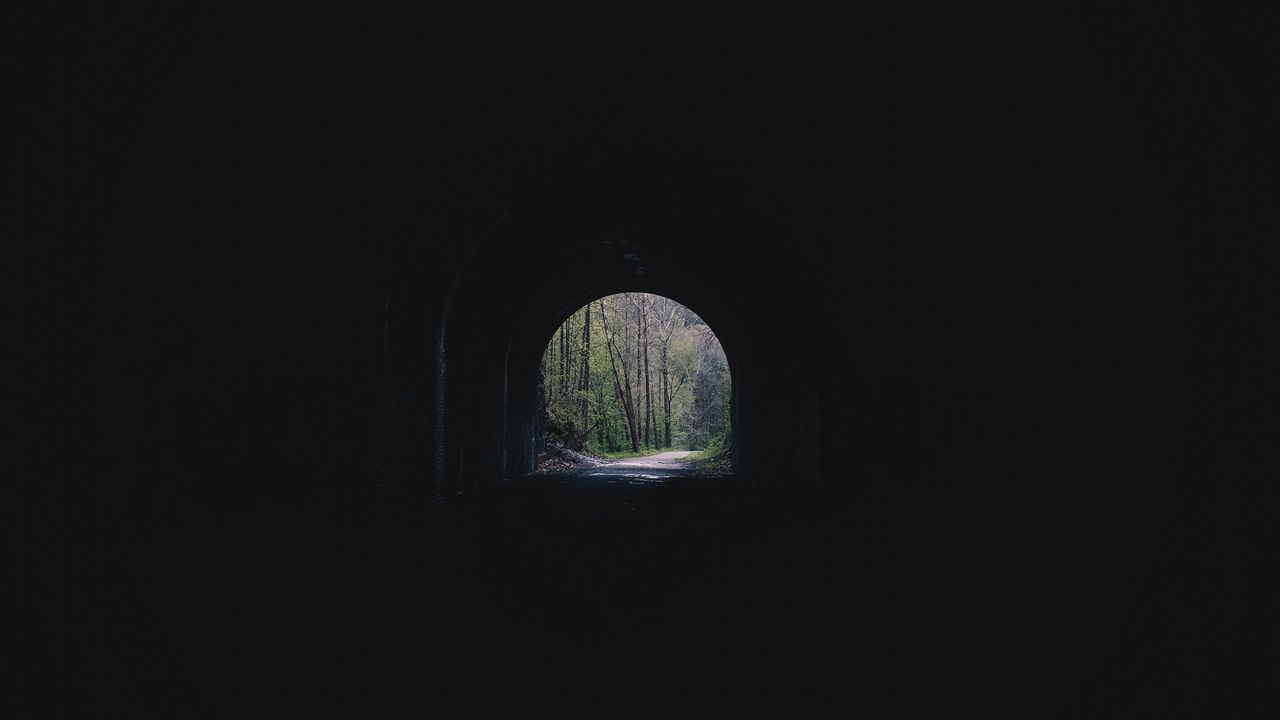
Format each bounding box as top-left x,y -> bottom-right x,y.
107,467 -> 910,713
132,466 -> 860,707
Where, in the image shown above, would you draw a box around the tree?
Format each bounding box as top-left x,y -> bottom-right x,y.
600,297 -> 640,452
653,296 -> 680,448
578,304 -> 590,434
685,324 -> 729,449
642,295 -> 654,448
540,293 -> 727,457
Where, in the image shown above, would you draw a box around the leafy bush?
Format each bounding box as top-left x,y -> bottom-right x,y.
683,427 -> 730,463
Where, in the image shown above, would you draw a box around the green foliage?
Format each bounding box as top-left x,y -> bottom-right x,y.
682,427 -> 730,462
540,293 -> 731,456
595,447 -> 682,459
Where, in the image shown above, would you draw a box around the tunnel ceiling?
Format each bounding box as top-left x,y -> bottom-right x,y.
439,81 -> 804,365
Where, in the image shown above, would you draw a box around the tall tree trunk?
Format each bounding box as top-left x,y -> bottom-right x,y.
565,313 -> 576,397
642,298 -> 653,448
596,380 -> 607,449
634,299 -> 644,447
600,299 -> 639,452
662,342 -> 671,448
579,304 -> 590,437
654,298 -> 678,449
569,313 -> 577,395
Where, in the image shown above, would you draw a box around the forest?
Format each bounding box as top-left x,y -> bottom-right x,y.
541,293 -> 730,457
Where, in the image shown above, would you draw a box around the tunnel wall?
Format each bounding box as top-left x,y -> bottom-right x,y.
436,207 -> 819,492
23,5 -> 1278,713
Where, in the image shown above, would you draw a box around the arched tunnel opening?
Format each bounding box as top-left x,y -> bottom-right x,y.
430,206 -> 827,502
531,292 -> 733,473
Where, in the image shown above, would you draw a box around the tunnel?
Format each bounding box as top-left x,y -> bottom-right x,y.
435,211 -> 795,495
21,6 -> 1279,716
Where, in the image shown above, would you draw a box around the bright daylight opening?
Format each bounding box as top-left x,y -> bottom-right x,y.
539,293 -> 730,471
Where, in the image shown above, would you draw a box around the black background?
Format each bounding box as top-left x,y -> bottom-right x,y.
14,4 -> 1278,716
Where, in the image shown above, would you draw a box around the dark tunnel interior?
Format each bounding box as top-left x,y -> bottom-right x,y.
17,5 -> 1279,716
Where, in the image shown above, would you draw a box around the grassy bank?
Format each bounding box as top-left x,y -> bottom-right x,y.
681,430 -> 728,462
594,447 -> 684,459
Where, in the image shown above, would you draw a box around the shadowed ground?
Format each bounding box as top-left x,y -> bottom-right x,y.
130,464 -> 875,713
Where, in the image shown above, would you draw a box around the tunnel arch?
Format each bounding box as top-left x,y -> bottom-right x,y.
504,286 -> 741,477
430,192 -> 816,498
434,235 -> 763,496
